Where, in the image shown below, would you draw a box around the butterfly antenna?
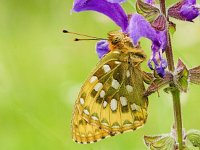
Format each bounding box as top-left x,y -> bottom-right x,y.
74,38 -> 107,41
63,30 -> 108,41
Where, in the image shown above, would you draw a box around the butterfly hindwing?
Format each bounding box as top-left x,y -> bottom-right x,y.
72,50 -> 148,143
72,106 -> 112,144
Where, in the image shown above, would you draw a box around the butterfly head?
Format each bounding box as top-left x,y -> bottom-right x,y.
108,31 -> 134,51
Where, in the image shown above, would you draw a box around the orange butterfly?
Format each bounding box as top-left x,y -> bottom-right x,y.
71,31 -> 149,144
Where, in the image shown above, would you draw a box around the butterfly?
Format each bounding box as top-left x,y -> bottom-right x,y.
71,31 -> 149,144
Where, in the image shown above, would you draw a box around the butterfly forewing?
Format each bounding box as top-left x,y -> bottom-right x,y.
72,50 -> 148,143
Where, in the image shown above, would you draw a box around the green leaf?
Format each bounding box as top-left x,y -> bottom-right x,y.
183,142 -> 199,150
186,130 -> 200,148
144,134 -> 176,150
174,59 -> 189,92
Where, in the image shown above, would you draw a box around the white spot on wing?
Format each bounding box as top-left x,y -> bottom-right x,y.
113,51 -> 120,54
115,61 -> 121,64
90,76 -> 98,83
126,70 -> 130,77
94,83 -> 103,92
112,79 -> 120,89
83,109 -> 90,115
96,139 -> 101,142
120,97 -> 128,106
103,101 -> 108,108
112,125 -> 120,128
126,85 -> 133,92
91,116 -> 98,121
103,65 -> 111,73
101,122 -> 109,126
100,90 -> 105,98
123,129 -> 133,133
80,98 -> 85,105
110,99 -> 117,111
130,103 -> 141,111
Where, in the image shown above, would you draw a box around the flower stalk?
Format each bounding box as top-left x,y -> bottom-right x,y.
172,89 -> 183,150
159,0 -> 183,149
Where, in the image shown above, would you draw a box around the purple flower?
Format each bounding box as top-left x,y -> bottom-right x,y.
72,0 -> 167,76
145,0 -> 155,4
106,0 -> 127,3
96,40 -> 109,58
168,0 -> 200,21
73,0 -> 128,31
128,14 -> 167,77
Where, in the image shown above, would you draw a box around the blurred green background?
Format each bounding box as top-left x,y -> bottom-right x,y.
1,0 -> 200,150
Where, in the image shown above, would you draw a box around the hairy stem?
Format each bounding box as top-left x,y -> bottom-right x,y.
172,89 -> 183,149
159,0 -> 175,71
159,0 -> 183,149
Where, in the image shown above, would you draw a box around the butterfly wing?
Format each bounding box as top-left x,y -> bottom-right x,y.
71,50 -> 148,144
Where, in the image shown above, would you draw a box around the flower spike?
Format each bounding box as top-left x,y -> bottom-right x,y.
128,14 -> 167,77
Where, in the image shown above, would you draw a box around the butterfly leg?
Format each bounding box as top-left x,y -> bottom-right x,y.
142,71 -> 154,85
143,72 -> 173,97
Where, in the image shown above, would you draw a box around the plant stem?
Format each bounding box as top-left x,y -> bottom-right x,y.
159,0 -> 183,149
159,0 -> 175,72
172,89 -> 183,149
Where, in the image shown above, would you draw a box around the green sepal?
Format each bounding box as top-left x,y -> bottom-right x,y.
163,86 -> 177,93
144,134 -> 176,150
185,130 -> 200,148
136,0 -> 166,31
189,65 -> 200,85
144,72 -> 173,96
136,0 -> 160,23
174,59 -> 189,92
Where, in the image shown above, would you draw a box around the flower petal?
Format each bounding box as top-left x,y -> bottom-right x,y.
148,49 -> 167,77
73,0 -> 128,31
128,14 -> 167,50
186,0 -> 196,5
156,60 -> 167,77
106,0 -> 126,3
180,4 -> 199,21
145,0 -> 155,4
96,40 -> 109,58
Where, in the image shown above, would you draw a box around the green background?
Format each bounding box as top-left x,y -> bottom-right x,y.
1,0 -> 200,149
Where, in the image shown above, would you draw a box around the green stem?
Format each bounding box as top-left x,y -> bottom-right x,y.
172,89 -> 183,149
159,0 -> 183,149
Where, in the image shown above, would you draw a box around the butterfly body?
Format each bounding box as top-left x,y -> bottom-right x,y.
71,31 -> 148,144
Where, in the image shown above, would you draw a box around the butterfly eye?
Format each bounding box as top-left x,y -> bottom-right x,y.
112,37 -> 121,45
